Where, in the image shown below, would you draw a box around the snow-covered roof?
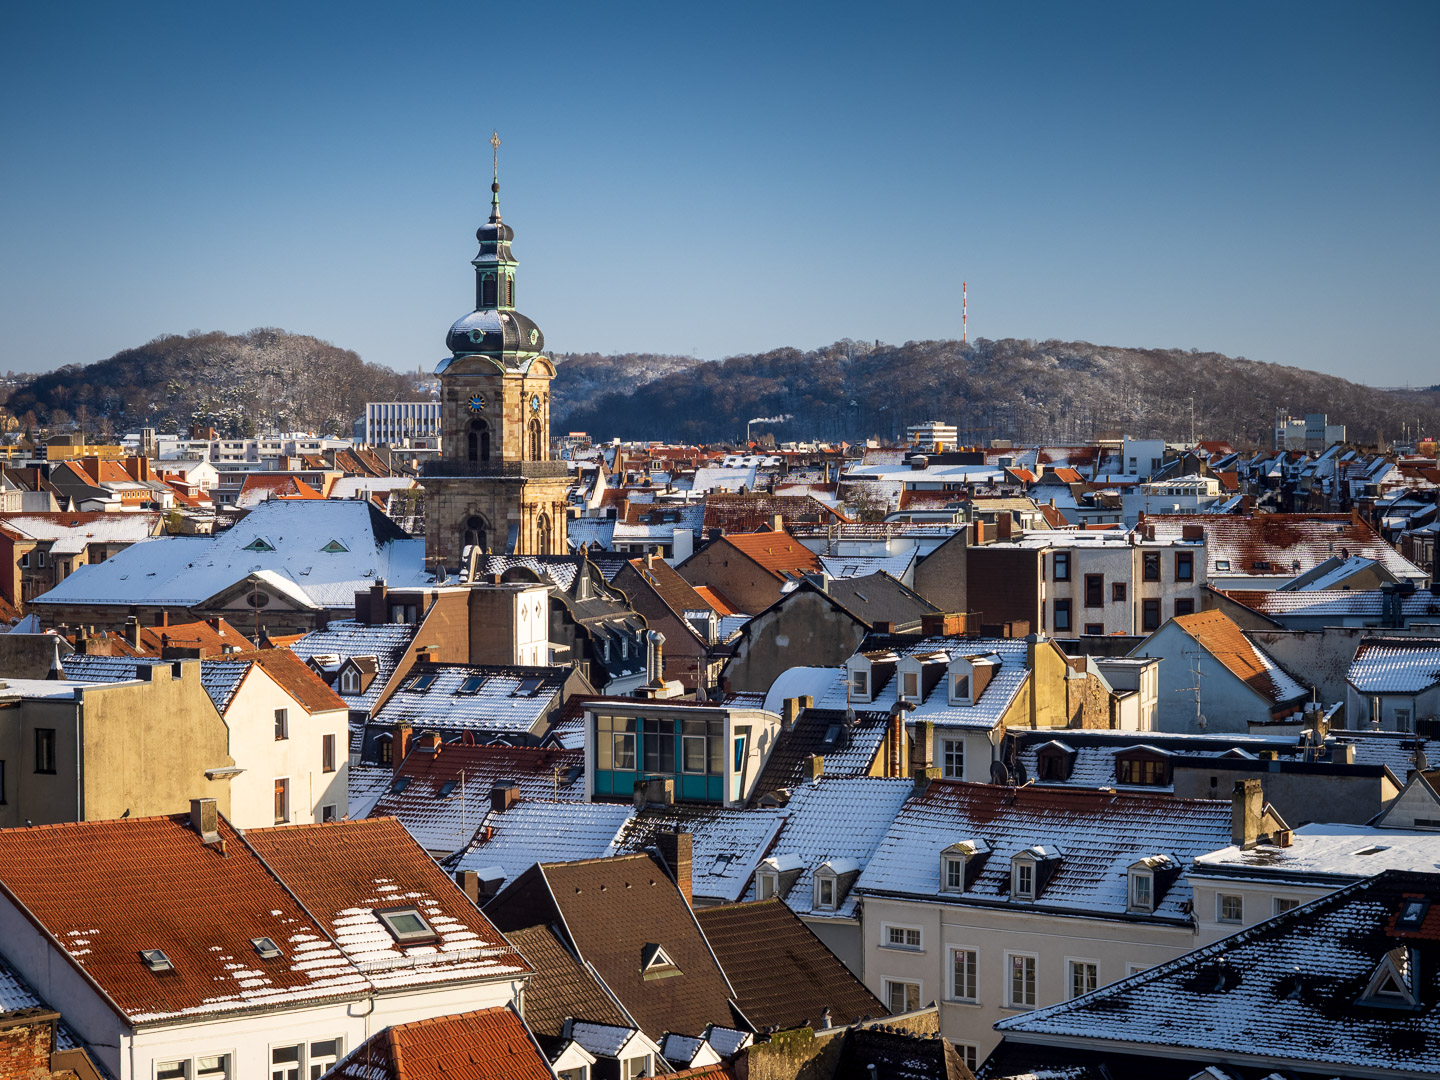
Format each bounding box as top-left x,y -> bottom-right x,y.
745,777 -> 914,919
818,551 -> 916,581
856,781 -> 1230,920
289,620 -> 420,713
1348,638 -> 1440,694
610,806 -> 788,904
29,501 -> 425,611
446,801 -> 637,886
370,664 -> 565,736
1194,822 -> 1440,883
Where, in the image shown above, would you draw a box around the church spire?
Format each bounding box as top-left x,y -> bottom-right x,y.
489,130 -> 502,223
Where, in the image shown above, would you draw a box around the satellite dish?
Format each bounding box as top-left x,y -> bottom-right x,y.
990,760 -> 1011,786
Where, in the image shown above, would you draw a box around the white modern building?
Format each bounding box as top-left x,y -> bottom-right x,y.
363,401 -> 442,447
907,421 -> 960,453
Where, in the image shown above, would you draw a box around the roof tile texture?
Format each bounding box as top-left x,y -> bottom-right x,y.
329,1006 -> 553,1080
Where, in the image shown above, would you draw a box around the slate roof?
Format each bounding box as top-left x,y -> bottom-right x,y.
856,781 -> 1233,922
611,806 -> 788,904
488,852 -> 739,1039
0,511 -> 161,548
370,663 -> 566,736
1225,588 -> 1440,622
819,552 -> 917,581
835,1026 -> 972,1080
367,744 -> 586,853
289,619 -> 420,713
61,650 -> 346,716
29,500 -> 425,610
504,924 -> 630,1037
695,899 -> 886,1029
447,800 -> 638,886
0,954 -> 83,1050
822,573 -> 938,628
751,708 -> 892,796
327,1005 -> 554,1080
0,815 -> 526,1024
990,869 -> 1440,1076
1167,611 -> 1309,706
1348,637 -> 1440,694
745,777 -> 915,918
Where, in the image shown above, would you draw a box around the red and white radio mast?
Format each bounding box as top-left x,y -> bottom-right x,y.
962,281 -> 968,344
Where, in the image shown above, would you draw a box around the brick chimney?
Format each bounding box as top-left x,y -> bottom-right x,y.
657,831 -> 693,905
490,782 -> 519,813
1231,779 -> 1263,848
392,724 -> 413,772
996,513 -> 1013,541
369,579 -> 388,624
781,696 -> 811,732
770,514 -> 784,533
125,615 -> 142,649
908,719 -> 935,775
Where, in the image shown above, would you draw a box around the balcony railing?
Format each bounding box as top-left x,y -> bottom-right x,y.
420,459 -> 570,479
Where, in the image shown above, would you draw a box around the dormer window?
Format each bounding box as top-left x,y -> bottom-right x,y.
1129,871 -> 1153,912
1013,861 -> 1034,900
815,875 -> 836,910
902,671 -> 919,702
953,674 -> 969,700
321,539 -> 348,553
340,668 -> 360,694
640,943 -> 681,980
1011,846 -> 1061,901
852,668 -> 869,700
243,537 -> 275,552
1360,948 -> 1421,1009
941,839 -> 990,894
756,871 -> 778,900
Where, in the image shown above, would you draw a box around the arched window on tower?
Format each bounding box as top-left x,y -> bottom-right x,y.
536,512 -> 552,555
528,419 -> 543,462
463,515 -> 488,555
506,276 -> 515,307
481,274 -> 497,308
468,420 -> 490,463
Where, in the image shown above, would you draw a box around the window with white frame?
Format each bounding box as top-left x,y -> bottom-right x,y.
1218,893 -> 1244,923
884,924 -> 922,951
885,978 -> 921,1014
851,668 -> 868,699
815,875 -> 836,910
942,855 -> 965,893
1396,708 -> 1413,733
950,947 -> 977,1002
956,1044 -> 978,1071
158,1063 -> 191,1080
901,671 -> 919,701
340,668 -> 359,694
274,708 -> 289,741
1012,860 -> 1034,899
308,1038 -> 343,1079
1008,953 -> 1037,1008
756,872 -> 777,900
1068,959 -> 1099,999
1273,896 -> 1301,916
1129,871 -> 1153,911
197,1055 -> 232,1080
271,1046 -> 301,1080
621,1054 -> 652,1080
377,906 -> 436,943
1126,962 -> 1149,977
941,737 -> 964,779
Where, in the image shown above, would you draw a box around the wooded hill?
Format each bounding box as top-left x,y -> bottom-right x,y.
553,338 -> 1440,449
2,329 -> 421,438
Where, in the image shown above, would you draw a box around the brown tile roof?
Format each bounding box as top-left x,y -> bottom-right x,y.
328,1006 -> 554,1080
488,853 -> 737,1039
238,474 -> 325,500
243,818 -> 529,989
1145,512 -> 1418,578
703,494 -> 848,534
505,924 -> 630,1036
217,649 -> 348,714
1170,610 -> 1309,707
667,1067 -> 738,1079
134,617 -> 251,656
695,899 -> 886,1030
722,532 -> 822,579
624,557 -> 714,620
693,586 -> 741,616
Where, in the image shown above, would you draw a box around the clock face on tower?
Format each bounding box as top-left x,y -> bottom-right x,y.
529,394 -> 542,413
468,394 -> 486,413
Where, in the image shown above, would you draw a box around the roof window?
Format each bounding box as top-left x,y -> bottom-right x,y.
641,943 -> 682,980
140,948 -> 174,972
513,676 -> 545,696
407,673 -> 438,693
321,539 -> 349,553
390,777 -> 411,794
376,906 -> 436,944
1360,947 -> 1420,1008
1398,898 -> 1431,929
251,937 -> 282,959
243,537 -> 275,552
436,780 -> 458,798
457,675 -> 486,695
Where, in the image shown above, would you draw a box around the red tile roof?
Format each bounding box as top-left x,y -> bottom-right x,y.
1171,610 -> 1309,707
329,1006 -> 554,1080
693,586 -> 741,617
722,531 -> 821,579
217,649 -> 348,714
1146,513 -> 1418,578
238,474 -> 325,500
134,617 -> 251,656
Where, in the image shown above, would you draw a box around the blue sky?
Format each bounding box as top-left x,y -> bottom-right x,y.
1,1 -> 1435,384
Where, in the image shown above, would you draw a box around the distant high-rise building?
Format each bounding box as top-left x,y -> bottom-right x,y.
907,420 -> 959,452
363,401 -> 441,446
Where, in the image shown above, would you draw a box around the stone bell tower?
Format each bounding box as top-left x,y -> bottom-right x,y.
422,132 -> 569,572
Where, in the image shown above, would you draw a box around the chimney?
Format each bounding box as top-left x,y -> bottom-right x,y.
920,612 -> 967,637
908,719 -> 935,775
455,869 -> 480,904
392,724 -> 413,772
1332,741 -> 1356,765
657,831 -> 693,905
996,513 -> 1013,541
189,798 -> 220,844
805,754 -> 825,782
873,620 -> 893,635
125,615 -> 141,649
490,782 -> 519,813
1231,779 -> 1263,848
770,514 -> 784,532
154,610 -> 169,628
417,732 -> 442,754
644,550 -> 655,570
782,697 -> 803,731
913,765 -> 942,797
369,579 -> 388,624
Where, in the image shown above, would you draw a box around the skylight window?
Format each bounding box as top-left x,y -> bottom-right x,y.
251,937 -> 282,959
390,777 -> 411,794
376,907 -> 436,943
140,949 -> 174,972
407,673 -> 438,693
1354,845 -> 1390,856
243,537 -> 275,552
436,780 -> 458,798
513,676 -> 544,696
457,675 -> 486,695
321,539 -> 349,553
1398,899 -> 1431,929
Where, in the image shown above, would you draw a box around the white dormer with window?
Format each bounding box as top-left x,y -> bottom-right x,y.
947,653 -> 999,706
1360,946 -> 1421,1009
847,654 -> 874,704
755,854 -> 803,900
896,656 -> 923,705
1010,845 -> 1061,902
941,838 -> 991,894
812,857 -> 861,912
1127,854 -> 1176,913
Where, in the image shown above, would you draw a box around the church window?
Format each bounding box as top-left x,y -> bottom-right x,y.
528,419 -> 543,461
537,513 -> 552,555
463,515 -> 488,554
506,276 -> 515,307
468,420 -> 490,463
481,275 -> 497,308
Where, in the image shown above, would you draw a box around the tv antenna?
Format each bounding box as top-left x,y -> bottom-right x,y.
1174,643 -> 1208,731
962,282 -> 968,344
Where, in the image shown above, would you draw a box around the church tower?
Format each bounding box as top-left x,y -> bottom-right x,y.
422,132 -> 569,571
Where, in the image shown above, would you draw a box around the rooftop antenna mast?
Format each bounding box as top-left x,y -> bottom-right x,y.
1174,643 -> 1208,731
962,282 -> 968,344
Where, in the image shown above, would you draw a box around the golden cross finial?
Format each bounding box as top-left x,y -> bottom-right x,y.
490,130 -> 501,175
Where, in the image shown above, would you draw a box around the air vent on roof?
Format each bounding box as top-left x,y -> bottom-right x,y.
140,949 -> 173,972
251,937 -> 282,959
1354,845 -> 1390,856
